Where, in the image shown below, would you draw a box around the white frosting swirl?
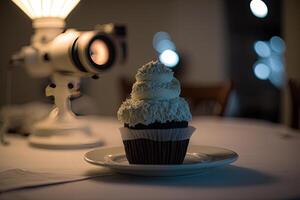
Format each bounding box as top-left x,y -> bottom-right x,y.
132,60 -> 180,100
118,97 -> 191,126
135,61 -> 173,81
131,78 -> 180,100
118,60 -> 192,126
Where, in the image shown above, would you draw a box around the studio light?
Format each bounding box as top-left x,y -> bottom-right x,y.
250,0 -> 268,18
10,0 -> 127,148
11,0 -> 80,19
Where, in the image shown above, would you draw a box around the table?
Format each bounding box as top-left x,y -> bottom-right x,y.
0,116 -> 300,200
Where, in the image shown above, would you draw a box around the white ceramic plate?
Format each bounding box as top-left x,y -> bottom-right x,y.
84,145 -> 238,176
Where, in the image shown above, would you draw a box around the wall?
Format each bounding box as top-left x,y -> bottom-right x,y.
282,0 -> 300,125
0,0 -> 227,116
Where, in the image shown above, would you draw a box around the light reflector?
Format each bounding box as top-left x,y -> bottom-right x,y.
11,0 -> 80,19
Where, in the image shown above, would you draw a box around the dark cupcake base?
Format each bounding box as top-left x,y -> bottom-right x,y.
123,139 -> 190,164
125,121 -> 188,129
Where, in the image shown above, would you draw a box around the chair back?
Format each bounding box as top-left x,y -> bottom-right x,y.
181,82 -> 232,116
289,79 -> 300,129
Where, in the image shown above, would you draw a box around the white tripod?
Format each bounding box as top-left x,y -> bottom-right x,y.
29,73 -> 103,149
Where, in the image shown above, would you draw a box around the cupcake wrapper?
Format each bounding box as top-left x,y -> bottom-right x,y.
123,139 -> 190,164
119,127 -> 195,164
119,126 -> 195,141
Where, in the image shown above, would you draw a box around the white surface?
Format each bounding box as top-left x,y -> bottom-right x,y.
0,116 -> 300,199
0,169 -> 90,193
29,131 -> 104,149
84,145 -> 238,176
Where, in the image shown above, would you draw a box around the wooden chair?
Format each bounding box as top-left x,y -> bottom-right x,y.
288,79 -> 300,129
119,77 -> 232,116
181,82 -> 232,116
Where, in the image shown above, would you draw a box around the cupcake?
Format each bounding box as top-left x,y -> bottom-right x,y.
117,60 -> 194,164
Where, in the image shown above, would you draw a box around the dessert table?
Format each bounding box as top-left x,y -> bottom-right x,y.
0,116 -> 300,200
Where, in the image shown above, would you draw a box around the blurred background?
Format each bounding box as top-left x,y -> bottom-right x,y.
0,0 -> 299,127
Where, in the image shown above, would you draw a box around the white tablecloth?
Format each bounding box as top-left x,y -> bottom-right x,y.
0,116 -> 300,200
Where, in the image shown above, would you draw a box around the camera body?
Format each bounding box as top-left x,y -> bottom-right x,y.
49,30 -> 116,75
12,18 -> 126,78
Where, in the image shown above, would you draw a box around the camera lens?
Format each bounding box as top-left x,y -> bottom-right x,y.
86,34 -> 115,71
71,32 -> 115,73
89,39 -> 109,66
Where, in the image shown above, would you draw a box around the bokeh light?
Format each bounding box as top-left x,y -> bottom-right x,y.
270,36 -> 286,54
269,70 -> 283,88
254,41 -> 271,57
153,31 -> 180,68
254,63 -> 271,80
156,39 -> 176,53
250,0 -> 268,18
253,36 -> 286,87
268,55 -> 284,73
159,49 -> 179,68
153,32 -> 171,51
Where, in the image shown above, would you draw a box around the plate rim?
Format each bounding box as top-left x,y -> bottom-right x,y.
84,145 -> 239,170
